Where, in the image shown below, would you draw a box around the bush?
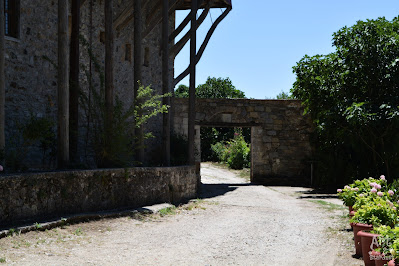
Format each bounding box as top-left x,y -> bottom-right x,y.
211,132 -> 250,170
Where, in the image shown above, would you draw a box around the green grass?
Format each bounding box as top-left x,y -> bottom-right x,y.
310,200 -> 344,212
0,257 -> 6,263
182,199 -> 206,211
74,227 -> 83,236
158,206 -> 177,217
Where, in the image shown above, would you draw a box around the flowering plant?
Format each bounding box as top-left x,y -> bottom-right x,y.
350,197 -> 398,227
371,225 -> 399,258
337,176 -> 387,207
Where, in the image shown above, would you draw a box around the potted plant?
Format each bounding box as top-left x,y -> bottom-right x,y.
338,176 -> 388,212
350,197 -> 398,257
371,226 -> 397,266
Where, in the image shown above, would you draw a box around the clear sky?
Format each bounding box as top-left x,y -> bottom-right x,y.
174,0 -> 399,99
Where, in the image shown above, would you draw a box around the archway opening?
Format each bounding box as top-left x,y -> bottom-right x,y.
198,126 -> 252,183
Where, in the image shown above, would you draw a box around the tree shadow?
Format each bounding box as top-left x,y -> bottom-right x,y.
199,183 -> 253,200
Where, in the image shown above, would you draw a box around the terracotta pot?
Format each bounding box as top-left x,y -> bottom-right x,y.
349,211 -> 356,228
358,230 -> 380,266
351,223 -> 373,256
372,250 -> 393,266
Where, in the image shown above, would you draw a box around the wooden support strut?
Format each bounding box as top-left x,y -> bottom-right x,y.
174,6 -> 231,86
69,0 -> 81,163
57,0 -> 70,168
0,0 -> 5,156
142,0 -> 182,40
169,0 -> 212,55
162,0 -> 171,166
168,0 -> 206,42
134,0 -> 145,163
188,0 -> 197,165
104,0 -> 114,153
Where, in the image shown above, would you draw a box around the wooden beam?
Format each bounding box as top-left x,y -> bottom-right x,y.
58,0 -> 70,168
113,0 -> 150,33
169,0 -> 211,57
188,0 -> 197,165
173,7 -> 231,86
69,0 -> 81,163
0,0 -> 5,156
113,1 -> 134,31
162,0 -> 171,166
104,0 -> 114,157
142,0 -> 182,40
134,0 -> 145,163
169,0 -> 208,43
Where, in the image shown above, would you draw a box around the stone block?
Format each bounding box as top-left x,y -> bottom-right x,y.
221,113 -> 232,123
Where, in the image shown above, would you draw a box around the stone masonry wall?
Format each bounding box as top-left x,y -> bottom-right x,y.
172,98 -> 314,185
4,1 -> 174,167
0,165 -> 197,228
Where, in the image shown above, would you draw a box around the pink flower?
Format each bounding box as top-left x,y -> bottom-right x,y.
375,184 -> 382,190
388,190 -> 395,196
377,192 -> 384,196
393,207 -> 397,211
370,182 -> 377,187
353,188 -> 359,192
380,175 -> 386,181
359,194 -> 364,197
337,189 -> 342,193
397,200 -> 399,204
371,188 -> 377,193
344,185 -> 350,189
0,165 -> 2,171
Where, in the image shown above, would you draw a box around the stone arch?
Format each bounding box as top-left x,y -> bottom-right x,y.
172,98 -> 313,185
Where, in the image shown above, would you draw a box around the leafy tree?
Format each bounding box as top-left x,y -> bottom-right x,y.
175,77 -> 245,98
292,17 -> 399,186
174,77 -> 249,162
275,91 -> 293,99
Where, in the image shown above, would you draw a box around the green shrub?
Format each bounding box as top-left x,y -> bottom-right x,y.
211,133 -> 250,170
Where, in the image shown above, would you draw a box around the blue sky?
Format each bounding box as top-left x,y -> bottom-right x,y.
174,0 -> 399,99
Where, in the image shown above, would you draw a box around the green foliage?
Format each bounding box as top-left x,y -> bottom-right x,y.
81,83 -> 170,168
158,206 -> 177,217
292,17 -> 399,186
4,112 -> 56,172
201,127 -> 250,162
79,35 -> 169,167
275,91 -> 293,99
175,77 -> 248,163
372,225 -> 399,257
175,77 -> 245,99
350,197 -> 398,227
338,177 -> 387,206
211,131 -> 250,170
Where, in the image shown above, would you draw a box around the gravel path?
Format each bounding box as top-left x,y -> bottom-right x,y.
0,163 -> 361,265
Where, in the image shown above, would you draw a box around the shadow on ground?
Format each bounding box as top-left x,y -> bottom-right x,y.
199,183 -> 253,200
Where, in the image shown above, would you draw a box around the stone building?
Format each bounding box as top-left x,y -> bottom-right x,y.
2,0 -> 232,169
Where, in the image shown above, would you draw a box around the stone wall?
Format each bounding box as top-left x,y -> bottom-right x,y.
4,1 -> 174,168
172,98 -> 314,185
0,165 -> 197,228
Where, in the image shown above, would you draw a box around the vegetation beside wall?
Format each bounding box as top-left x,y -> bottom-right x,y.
292,17 -> 399,187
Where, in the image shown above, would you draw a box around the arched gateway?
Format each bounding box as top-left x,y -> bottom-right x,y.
172,98 -> 314,185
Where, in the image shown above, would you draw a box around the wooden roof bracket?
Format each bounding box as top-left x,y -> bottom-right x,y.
173,6 -> 231,86
169,0 -> 212,55
142,0 -> 183,39
168,0 -> 207,42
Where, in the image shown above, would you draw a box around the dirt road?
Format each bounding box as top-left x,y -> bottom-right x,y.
0,163 -> 361,265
